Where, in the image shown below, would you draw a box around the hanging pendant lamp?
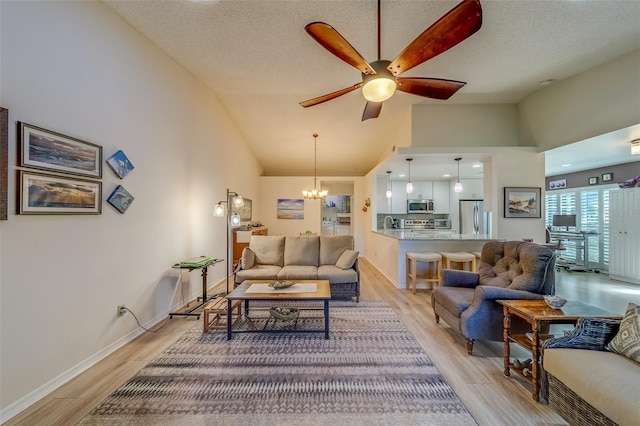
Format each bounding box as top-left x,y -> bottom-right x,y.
385,171 -> 392,198
454,157 -> 463,193
302,134 -> 328,199
405,158 -> 414,194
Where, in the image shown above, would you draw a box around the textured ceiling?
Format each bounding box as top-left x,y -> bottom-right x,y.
102,0 -> 640,177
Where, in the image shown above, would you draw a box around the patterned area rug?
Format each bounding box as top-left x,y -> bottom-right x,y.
78,301 -> 476,425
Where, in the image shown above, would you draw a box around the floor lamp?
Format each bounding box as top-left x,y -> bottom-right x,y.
214,188 -> 243,294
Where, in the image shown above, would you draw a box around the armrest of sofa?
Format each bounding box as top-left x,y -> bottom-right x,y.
474,285 -> 545,302
441,269 -> 479,288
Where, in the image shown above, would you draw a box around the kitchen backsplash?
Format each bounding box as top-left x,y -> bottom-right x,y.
376,213 -> 449,229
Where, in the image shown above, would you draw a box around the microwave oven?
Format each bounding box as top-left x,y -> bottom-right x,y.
407,199 -> 434,213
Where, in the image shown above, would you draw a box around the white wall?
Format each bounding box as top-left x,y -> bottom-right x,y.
0,1 -> 261,419
518,49 -> 640,151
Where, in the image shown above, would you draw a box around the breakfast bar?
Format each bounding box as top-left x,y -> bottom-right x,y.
369,230 -> 502,289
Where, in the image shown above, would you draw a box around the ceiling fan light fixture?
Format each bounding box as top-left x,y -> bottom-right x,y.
362,60 -> 397,102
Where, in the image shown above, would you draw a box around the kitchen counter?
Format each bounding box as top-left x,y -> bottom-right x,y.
368,230 -> 502,290
374,229 -> 497,241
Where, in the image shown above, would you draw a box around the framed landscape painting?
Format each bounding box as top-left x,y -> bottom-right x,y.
17,170 -> 101,214
504,187 -> 541,218
18,122 -> 102,178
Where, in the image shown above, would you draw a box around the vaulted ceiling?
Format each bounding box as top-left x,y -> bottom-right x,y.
103,0 -> 640,177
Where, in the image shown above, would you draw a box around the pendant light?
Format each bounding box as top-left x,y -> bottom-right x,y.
302,133 -> 328,199
385,171 -> 392,198
405,158 -> 414,194
454,157 -> 463,193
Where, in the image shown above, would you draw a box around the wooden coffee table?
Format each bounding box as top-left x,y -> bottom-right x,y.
497,299 -> 622,402
226,280 -> 331,340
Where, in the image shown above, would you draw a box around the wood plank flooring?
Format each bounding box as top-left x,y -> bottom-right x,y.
6,259 -> 640,426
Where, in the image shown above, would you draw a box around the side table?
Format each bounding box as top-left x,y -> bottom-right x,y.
169,257 -> 223,319
497,299 -> 621,402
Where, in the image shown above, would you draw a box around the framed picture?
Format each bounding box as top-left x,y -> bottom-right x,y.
277,198 -> 304,220
106,150 -> 134,179
589,176 -> 598,185
548,178 -> 566,190
504,187 -> 541,218
1,107 -> 7,220
602,172 -> 613,182
107,185 -> 134,214
232,197 -> 252,221
17,170 -> 101,215
18,122 -> 102,178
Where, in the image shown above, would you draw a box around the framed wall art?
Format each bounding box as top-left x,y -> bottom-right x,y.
277,199 -> 304,220
602,172 -> 613,182
232,197 -> 252,221
548,178 -> 566,190
17,170 -> 101,215
1,107 -> 7,220
504,187 -> 541,218
107,185 -> 134,214
589,176 -> 598,185
18,122 -> 102,178
106,149 -> 134,179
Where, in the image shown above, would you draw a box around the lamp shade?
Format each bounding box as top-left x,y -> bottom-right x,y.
231,213 -> 241,225
213,202 -> 225,217
232,195 -> 244,207
454,181 -> 463,193
386,188 -> 392,198
406,181 -> 414,194
362,77 -> 397,102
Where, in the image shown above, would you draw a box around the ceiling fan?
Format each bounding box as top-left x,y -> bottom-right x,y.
300,0 -> 482,121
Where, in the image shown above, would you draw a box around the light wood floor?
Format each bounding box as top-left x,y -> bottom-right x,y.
6,259 -> 640,426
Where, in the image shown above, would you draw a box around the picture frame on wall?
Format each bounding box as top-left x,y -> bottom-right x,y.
504,187 -> 541,218
17,170 -> 101,215
602,172 -> 613,182
548,178 -> 566,190
107,185 -> 134,214
589,176 -> 598,185
18,122 -> 102,178
106,150 -> 134,179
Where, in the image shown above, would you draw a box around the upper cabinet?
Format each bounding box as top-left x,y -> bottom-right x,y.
457,178 -> 484,199
411,181 -> 433,200
391,181 -> 408,214
433,181 -> 450,214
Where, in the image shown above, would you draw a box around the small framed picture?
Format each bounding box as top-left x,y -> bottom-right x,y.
107,185 -> 134,214
602,173 -> 613,182
588,177 -> 598,185
548,178 -> 566,190
106,150 -> 134,179
504,187 -> 542,218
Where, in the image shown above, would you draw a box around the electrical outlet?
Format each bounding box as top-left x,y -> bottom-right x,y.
117,305 -> 126,317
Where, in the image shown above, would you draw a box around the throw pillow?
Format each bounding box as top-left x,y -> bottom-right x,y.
241,247 -> 255,270
606,302 -> 640,362
335,250 -> 358,270
542,317 -> 620,351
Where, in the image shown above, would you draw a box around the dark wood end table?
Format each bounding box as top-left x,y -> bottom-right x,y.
497,299 -> 622,402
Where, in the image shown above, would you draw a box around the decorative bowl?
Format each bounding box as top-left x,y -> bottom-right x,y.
544,295 -> 567,309
269,280 -> 295,289
269,306 -> 299,321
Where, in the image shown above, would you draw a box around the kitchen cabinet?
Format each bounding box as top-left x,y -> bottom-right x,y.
457,178 -> 484,199
376,176 -> 390,213
233,227 -> 268,267
433,181 -> 450,214
609,188 -> 640,284
412,181 -> 433,200
391,181 -> 408,214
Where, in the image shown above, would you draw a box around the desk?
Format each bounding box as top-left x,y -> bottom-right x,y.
549,231 -> 599,271
169,257 -> 223,319
497,299 -> 621,402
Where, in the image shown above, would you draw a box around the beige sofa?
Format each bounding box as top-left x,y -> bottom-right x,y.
542,315 -> 639,426
234,235 -> 360,302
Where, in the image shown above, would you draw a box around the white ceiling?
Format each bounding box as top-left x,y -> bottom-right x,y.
102,0 -> 640,177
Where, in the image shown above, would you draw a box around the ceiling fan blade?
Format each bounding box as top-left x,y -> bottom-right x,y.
362,101 -> 383,121
305,22 -> 375,75
300,83 -> 363,108
396,77 -> 466,100
388,0 -> 482,76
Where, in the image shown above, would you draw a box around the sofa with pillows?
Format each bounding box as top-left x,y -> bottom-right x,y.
234,235 -> 360,301
542,302 -> 640,426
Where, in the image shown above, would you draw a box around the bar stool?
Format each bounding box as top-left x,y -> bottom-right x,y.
406,252 -> 442,293
471,251 -> 481,271
440,252 -> 476,272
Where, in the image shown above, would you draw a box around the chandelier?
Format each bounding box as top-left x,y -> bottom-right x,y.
302,133 -> 328,199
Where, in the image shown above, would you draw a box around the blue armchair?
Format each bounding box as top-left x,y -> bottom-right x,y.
431,241 -> 556,354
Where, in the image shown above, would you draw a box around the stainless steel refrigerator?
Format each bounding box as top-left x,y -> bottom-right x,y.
459,199 -> 485,235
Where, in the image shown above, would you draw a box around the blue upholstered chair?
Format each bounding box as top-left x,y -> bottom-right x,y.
431,241 -> 556,355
